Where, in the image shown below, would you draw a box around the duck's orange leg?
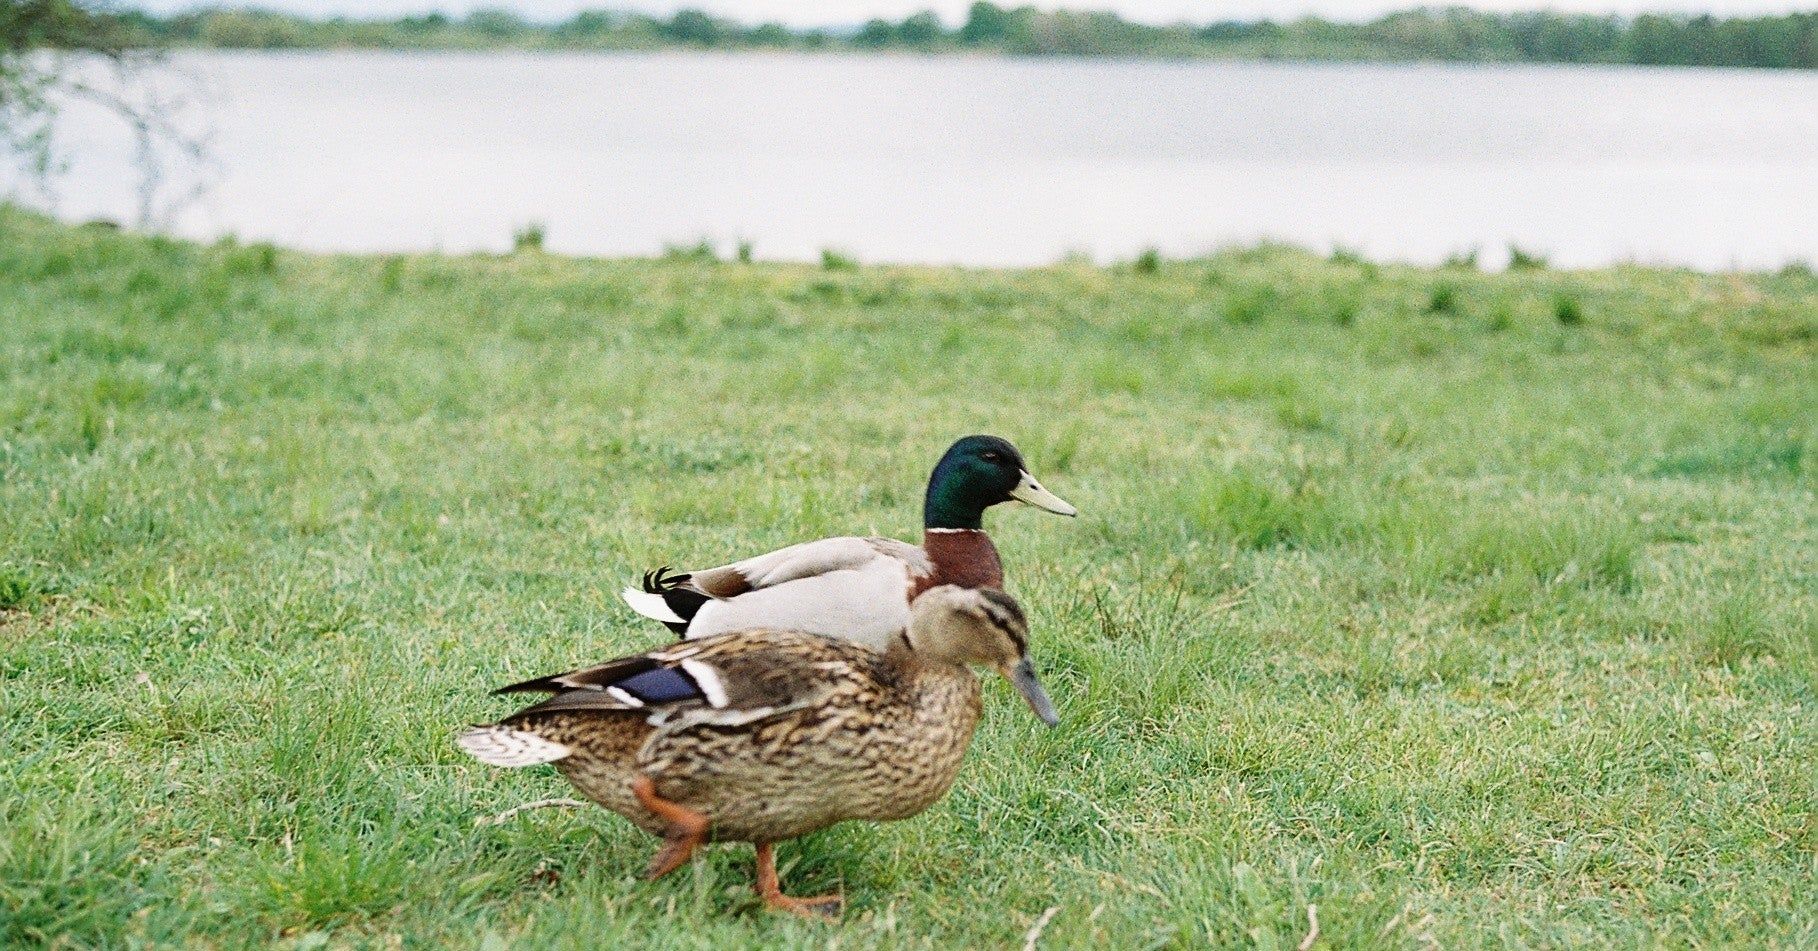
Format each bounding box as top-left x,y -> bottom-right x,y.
753,842 -> 843,920
631,775 -> 709,880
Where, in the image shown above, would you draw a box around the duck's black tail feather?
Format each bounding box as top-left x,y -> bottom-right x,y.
642,566 -> 711,635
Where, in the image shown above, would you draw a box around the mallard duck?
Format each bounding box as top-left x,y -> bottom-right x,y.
458,584 -> 1057,919
621,435 -> 1075,650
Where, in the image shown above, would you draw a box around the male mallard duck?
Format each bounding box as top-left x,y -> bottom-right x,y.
458,584 -> 1057,919
621,435 -> 1075,650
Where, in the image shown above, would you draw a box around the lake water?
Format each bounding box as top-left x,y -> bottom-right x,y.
23,51 -> 1818,269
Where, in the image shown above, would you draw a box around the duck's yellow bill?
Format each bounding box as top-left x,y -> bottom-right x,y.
1010,471 -> 1077,517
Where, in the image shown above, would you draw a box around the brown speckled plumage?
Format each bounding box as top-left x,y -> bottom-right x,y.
458,585 -> 1057,919
510,630 -> 981,842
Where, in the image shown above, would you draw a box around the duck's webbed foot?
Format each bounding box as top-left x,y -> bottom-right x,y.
754,842 -> 843,921
630,775 -> 709,880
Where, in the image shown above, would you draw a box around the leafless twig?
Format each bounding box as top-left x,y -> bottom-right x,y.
476,798 -> 588,827
1022,906 -> 1060,951
67,56 -> 216,228
1297,903 -> 1320,951
4,47 -> 216,229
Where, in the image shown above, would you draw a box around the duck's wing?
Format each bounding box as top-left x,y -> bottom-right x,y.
623,537 -> 932,647
460,633 -> 874,767
457,651 -> 687,766
485,632 -> 879,728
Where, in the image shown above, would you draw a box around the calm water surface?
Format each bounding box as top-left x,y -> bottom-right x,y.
28,51 -> 1818,268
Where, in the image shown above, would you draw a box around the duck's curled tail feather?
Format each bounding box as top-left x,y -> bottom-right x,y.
623,566 -> 710,634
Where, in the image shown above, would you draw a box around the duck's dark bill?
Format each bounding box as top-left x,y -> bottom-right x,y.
1010,471 -> 1077,517
1009,658 -> 1061,727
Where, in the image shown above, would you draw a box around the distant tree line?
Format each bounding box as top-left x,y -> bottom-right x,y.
98,4 -> 1818,69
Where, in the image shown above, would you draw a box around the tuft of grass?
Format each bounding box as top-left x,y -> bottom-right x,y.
735,239 -> 753,264
1328,244 -> 1378,279
819,247 -> 857,270
248,241 -> 279,274
378,254 -> 406,293
1,205 -> 1815,948
511,221 -> 546,253
1652,437 -> 1807,478
1223,283 -> 1277,324
0,797 -> 152,948
1187,468 -> 1342,549
0,562 -> 51,611
1274,399 -> 1332,433
1443,246 -> 1481,270
1426,283 -> 1459,314
251,831 -> 419,929
1553,293 -> 1584,326
1508,244 -> 1549,271
1390,497 -> 1641,592
1324,288 -> 1361,326
1328,245 -> 1367,267
1693,588 -> 1779,669
661,239 -> 718,263
1132,246 -> 1161,274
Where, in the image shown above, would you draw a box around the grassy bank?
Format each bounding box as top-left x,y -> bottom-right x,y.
1,207 -> 1814,948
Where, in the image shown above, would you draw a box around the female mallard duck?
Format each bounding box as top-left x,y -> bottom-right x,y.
622,435 -> 1075,650
458,584 -> 1057,919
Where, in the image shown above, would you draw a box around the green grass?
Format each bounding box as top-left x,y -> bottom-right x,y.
2,205 -> 1815,948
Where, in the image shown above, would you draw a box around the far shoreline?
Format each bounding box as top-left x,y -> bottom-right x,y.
103,5 -> 1818,73
133,45 -> 1818,76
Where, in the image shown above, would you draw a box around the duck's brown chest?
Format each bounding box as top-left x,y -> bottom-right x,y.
915,529 -> 1004,595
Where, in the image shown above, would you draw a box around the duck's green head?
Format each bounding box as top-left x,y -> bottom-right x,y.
923,435 -> 1076,530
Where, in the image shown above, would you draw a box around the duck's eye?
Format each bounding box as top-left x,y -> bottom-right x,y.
981,452 -> 1001,462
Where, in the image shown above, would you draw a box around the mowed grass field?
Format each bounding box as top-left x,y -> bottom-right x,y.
2,205 -> 1814,948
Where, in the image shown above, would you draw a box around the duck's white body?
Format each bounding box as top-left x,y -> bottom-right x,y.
624,537 -> 932,652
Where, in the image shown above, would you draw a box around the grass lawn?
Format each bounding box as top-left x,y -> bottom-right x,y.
2,206 -> 1814,948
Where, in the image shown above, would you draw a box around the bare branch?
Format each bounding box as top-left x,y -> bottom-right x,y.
1298,903 -> 1320,951
1022,906 -> 1060,951
4,3 -> 214,227
64,56 -> 216,228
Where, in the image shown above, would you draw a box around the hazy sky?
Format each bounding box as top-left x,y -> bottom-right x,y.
130,1 -> 1818,25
